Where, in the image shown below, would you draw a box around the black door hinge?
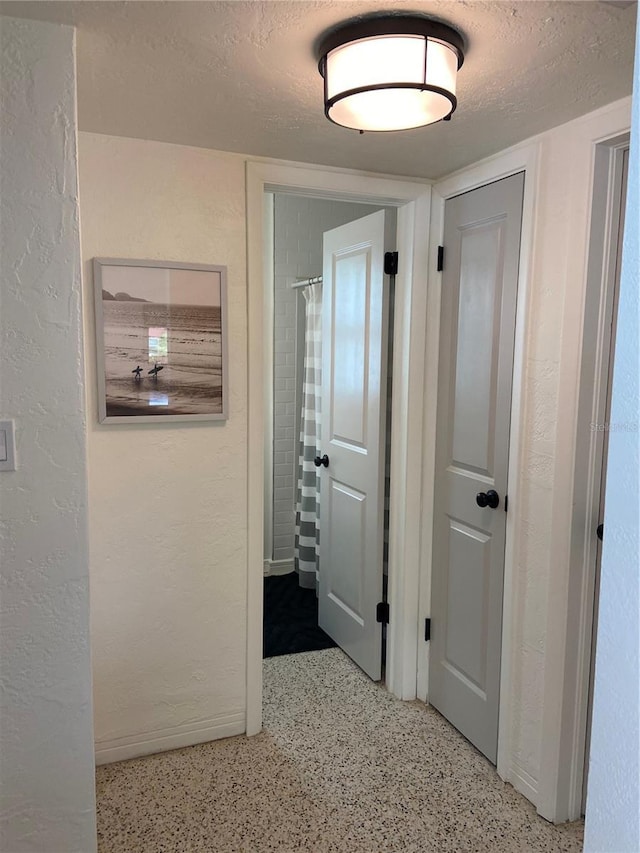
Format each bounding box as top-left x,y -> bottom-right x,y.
384,251 -> 398,276
437,246 -> 445,272
424,618 -> 431,642
376,601 -> 390,625
504,494 -> 508,513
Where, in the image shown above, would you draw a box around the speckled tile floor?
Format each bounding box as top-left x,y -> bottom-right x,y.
96,649 -> 584,852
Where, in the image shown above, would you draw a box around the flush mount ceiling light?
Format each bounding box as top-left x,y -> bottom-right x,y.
317,15 -> 465,132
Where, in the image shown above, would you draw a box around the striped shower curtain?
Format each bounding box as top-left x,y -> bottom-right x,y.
294,282 -> 322,590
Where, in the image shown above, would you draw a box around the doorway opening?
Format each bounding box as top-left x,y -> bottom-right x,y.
247,162 -> 431,736
578,137 -> 630,814
263,194 -> 387,661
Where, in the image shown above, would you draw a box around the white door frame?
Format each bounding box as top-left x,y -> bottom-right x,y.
537,131 -> 630,822
262,192 -> 275,572
246,160 -> 431,735
419,141 -> 541,793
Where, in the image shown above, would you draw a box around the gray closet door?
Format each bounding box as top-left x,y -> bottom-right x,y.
429,173 -> 524,763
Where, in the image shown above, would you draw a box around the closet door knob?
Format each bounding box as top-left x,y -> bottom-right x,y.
314,454 -> 329,468
476,490 -> 500,509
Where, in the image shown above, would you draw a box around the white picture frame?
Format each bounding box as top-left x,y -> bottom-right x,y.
93,258 -> 229,424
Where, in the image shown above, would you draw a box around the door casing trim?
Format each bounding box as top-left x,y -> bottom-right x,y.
419,141 -> 541,802
246,161 -> 431,735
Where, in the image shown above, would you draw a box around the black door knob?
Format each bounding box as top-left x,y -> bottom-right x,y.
596,523 -> 604,542
476,490 -> 500,509
314,454 -> 329,468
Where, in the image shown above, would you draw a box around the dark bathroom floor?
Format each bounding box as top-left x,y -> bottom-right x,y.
263,571 -> 336,658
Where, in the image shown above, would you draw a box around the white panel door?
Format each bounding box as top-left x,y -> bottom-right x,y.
318,210 -> 394,681
429,174 -> 524,763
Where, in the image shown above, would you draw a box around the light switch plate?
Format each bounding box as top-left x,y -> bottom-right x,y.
0,420 -> 16,471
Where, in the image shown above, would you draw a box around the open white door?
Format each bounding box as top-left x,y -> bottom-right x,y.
318,210 -> 394,681
429,174 -> 524,763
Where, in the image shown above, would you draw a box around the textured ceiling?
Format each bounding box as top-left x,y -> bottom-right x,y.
1,1 -> 636,178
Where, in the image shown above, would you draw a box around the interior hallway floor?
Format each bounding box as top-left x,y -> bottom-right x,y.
96,649 -> 584,852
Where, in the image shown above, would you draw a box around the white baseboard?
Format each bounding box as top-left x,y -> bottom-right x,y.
508,762 -> 538,806
263,558 -> 295,577
94,710 -> 245,765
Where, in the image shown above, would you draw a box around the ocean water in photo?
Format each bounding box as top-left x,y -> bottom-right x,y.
102,301 -> 223,416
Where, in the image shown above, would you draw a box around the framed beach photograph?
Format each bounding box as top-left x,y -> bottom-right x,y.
93,258 -> 228,423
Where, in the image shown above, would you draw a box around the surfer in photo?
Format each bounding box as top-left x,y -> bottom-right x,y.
148,363 -> 164,379
132,365 -> 143,381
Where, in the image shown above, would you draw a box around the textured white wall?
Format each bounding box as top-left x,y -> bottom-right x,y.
508,121 -> 577,792
584,36 -> 639,852
271,195 -> 379,565
0,17 -> 97,852
78,133 -> 248,762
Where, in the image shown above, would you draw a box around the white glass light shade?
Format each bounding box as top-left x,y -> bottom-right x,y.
323,33 -> 459,132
